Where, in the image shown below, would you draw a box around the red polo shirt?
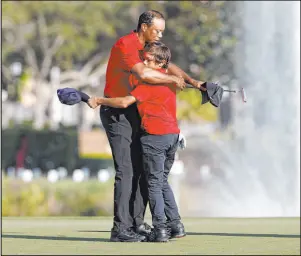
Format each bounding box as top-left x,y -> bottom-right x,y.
104,31 -> 144,98
130,70 -> 180,135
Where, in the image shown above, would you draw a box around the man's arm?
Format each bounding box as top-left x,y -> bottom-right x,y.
131,63 -> 186,90
88,96 -> 137,109
167,62 -> 207,91
117,41 -> 186,90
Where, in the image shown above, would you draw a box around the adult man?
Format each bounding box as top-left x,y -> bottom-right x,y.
90,42 -> 187,242
100,10 -> 205,242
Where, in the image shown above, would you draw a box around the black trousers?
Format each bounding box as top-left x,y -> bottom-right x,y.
100,104 -> 148,231
140,133 -> 181,228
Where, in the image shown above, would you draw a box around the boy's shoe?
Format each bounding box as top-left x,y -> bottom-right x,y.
110,228 -> 146,242
168,222 -> 186,238
147,227 -> 169,242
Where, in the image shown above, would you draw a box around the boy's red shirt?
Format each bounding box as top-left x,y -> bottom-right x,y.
130,69 -> 180,135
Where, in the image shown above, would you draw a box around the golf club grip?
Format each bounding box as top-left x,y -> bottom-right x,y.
185,84 -> 195,89
241,88 -> 247,102
185,84 -> 207,90
185,84 -> 236,93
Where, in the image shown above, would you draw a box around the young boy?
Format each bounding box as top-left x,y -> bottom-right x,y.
88,42 -> 185,242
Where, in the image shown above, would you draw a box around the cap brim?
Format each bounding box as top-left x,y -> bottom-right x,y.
201,91 -> 210,105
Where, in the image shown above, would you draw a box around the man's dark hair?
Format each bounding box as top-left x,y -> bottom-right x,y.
137,10 -> 165,31
144,41 -> 171,69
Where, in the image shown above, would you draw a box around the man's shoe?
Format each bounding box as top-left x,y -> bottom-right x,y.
110,228 -> 145,242
135,222 -> 152,236
168,222 -> 186,238
147,227 -> 169,242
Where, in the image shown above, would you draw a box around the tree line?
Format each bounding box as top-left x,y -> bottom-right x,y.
2,1 -> 240,126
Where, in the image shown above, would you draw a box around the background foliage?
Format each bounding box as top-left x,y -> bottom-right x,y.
2,1 -> 238,122
2,177 -> 114,216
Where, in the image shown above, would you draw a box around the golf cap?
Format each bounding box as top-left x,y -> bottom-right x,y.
200,82 -> 224,107
57,88 -> 90,105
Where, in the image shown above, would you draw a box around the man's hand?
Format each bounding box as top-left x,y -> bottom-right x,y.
87,96 -> 99,109
173,75 -> 186,90
178,133 -> 187,150
190,79 -> 207,91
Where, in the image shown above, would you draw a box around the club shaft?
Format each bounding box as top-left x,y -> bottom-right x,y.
185,84 -> 195,89
224,90 -> 236,93
186,84 -> 246,103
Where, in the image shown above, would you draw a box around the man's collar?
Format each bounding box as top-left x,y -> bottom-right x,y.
132,30 -> 144,49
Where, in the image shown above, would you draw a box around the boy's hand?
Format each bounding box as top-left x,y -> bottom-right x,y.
87,96 -> 99,109
178,133 -> 187,150
173,76 -> 186,90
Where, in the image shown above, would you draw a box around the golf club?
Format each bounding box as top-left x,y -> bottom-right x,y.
186,84 -> 247,103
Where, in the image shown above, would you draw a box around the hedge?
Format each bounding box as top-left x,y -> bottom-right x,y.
2,128 -> 114,175
2,177 -> 114,217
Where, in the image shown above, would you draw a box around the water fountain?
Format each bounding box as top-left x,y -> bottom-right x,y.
209,1 -> 300,217
181,1 -> 300,217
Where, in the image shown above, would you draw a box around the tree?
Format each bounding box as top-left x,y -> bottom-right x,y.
2,1 -> 239,128
2,1 -> 135,129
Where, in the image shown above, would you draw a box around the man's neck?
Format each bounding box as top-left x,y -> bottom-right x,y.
135,30 -> 146,47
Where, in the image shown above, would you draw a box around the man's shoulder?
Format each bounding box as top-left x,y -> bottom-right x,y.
114,31 -> 135,47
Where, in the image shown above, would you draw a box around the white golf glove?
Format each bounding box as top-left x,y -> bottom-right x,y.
178,133 -> 187,150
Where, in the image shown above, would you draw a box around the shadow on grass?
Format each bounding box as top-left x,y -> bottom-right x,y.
2,234 -> 110,242
76,230 -> 300,239
186,232 -> 300,238
2,232 -> 23,234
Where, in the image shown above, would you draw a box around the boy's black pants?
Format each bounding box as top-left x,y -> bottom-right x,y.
140,132 -> 181,228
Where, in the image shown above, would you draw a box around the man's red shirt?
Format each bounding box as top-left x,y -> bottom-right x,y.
130,69 -> 180,135
104,31 -> 144,98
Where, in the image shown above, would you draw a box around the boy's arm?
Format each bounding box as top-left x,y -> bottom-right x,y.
87,96 -> 136,109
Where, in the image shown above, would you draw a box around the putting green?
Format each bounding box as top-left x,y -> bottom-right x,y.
2,217 -> 300,255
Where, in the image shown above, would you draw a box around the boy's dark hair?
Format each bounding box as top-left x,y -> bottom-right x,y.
144,41 -> 171,69
137,10 -> 165,32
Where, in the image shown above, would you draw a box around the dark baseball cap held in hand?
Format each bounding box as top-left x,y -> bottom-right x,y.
57,88 -> 90,105
200,82 -> 224,108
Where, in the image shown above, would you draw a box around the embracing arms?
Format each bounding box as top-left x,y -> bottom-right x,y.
131,62 -> 206,91
118,41 -> 206,91
131,62 -> 186,89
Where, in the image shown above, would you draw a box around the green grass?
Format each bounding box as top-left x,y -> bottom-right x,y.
2,217 -> 300,255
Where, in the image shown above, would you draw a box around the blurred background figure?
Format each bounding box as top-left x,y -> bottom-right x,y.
15,133 -> 29,175
2,1 -> 300,218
